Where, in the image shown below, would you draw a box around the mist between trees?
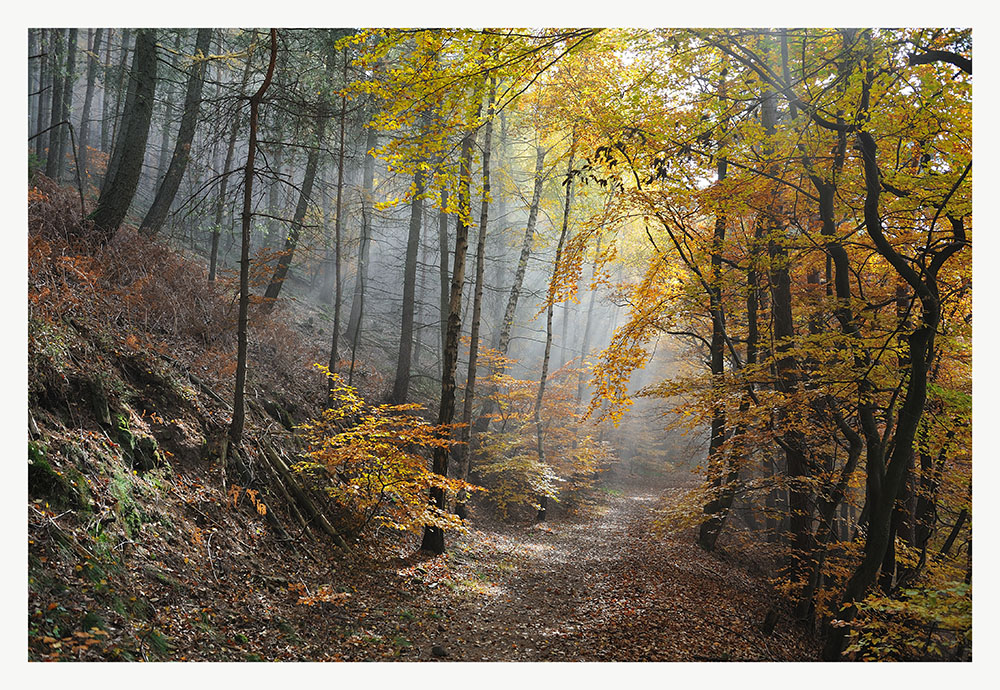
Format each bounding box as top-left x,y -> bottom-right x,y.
28,28 -> 970,662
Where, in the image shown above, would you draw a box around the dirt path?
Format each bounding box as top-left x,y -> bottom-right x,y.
329,486 -> 818,661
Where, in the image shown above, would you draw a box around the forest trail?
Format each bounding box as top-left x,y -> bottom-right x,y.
324,486 -> 818,662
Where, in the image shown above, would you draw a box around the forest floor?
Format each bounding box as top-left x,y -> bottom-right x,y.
30,477 -> 821,662
313,485 -> 820,662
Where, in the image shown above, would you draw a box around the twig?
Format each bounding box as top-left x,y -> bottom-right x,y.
206,530 -> 219,583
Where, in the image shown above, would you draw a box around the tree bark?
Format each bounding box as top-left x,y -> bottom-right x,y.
211,48 -> 254,282
44,29 -> 65,179
229,29 -> 278,448
89,29 -> 156,239
456,77 -> 495,519
420,116 -> 478,555
391,168 -> 426,402
140,28 -> 212,236
34,29 -> 50,161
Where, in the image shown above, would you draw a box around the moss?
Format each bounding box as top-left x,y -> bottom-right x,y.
109,469 -> 142,537
29,442 -> 89,511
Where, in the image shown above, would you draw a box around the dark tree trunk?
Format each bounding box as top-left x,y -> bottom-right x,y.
263,138 -> 323,304
44,29 -> 65,179
229,29 -> 277,448
392,167 -> 425,403
420,120 -> 477,555
140,28 -> 212,236
210,50 -> 253,281
437,188 -> 451,361
34,29 -> 50,161
822,129 -> 959,660
697,147 -> 732,552
456,78 -> 495,519
89,29 -> 156,239
155,32 -> 182,185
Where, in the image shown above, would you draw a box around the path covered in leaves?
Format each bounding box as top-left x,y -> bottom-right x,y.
31,481 -> 819,661
327,487 -> 818,661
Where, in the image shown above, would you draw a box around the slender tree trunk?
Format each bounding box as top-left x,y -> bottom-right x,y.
456,77 -> 495,519
698,67 -> 735,552
327,44 -> 349,384
575,236 -> 601,408
140,28 -> 212,236
420,117 -> 478,555
535,129 -> 576,522
57,28 -> 79,182
392,167 -> 424,404
155,32 -> 182,185
346,126 -> 377,347
263,136 -> 324,304
45,29 -> 65,179
89,29 -> 156,239
438,188 -> 451,360
99,29 -> 114,158
209,59 -> 246,281
473,144 -> 546,436
34,29 -> 50,161
77,28 -> 103,186
104,29 -> 132,194
29,29 -> 39,136
392,167 -> 426,402
229,29 -> 277,448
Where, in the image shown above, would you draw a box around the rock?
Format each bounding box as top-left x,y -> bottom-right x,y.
431,645 -> 449,658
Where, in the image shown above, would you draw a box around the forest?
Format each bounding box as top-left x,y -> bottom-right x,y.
26,27 -> 971,664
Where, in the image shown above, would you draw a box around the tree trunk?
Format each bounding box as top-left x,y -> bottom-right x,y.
473,144 -> 546,436
456,77 -> 495,519
229,29 -> 277,448
44,29 -> 65,179
535,129 -> 576,522
438,188 -> 451,362
392,167 -> 426,402
575,236 -> 601,408
103,29 -> 133,195
420,118 -> 478,555
34,29 -> 50,161
155,32 -> 183,185
697,133 -> 732,552
77,28 -> 103,186
89,29 -> 156,239
140,28 -> 212,236
327,44 -> 349,385
99,29 -> 114,158
346,126 -> 377,362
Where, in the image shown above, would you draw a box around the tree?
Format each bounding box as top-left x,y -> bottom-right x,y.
89,28 -> 156,238
229,28 -> 277,448
140,29 -> 212,236
77,28 -> 104,185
